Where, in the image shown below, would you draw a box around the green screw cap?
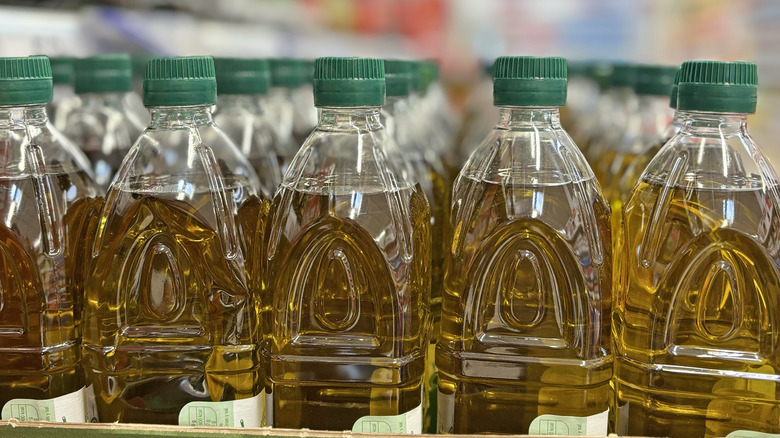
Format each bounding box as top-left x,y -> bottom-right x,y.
669,68 -> 681,109
493,56 -> 567,107
214,58 -> 270,95
313,57 -> 385,107
634,65 -> 678,96
420,60 -> 439,91
143,56 -> 216,107
407,61 -> 424,94
49,56 -> 75,85
0,56 -> 53,105
567,60 -> 591,78
588,62 -> 612,91
677,60 -> 757,114
384,59 -> 411,97
610,63 -> 637,88
74,54 -> 133,94
270,58 -> 309,88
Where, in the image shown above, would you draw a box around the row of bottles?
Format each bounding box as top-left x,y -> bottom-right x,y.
1,52 -> 777,438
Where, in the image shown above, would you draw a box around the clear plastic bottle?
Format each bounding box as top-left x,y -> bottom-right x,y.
213,57 -> 282,198
454,60 -> 498,167
48,56 -> 81,132
590,63 -> 638,185
82,56 -> 265,426
62,54 -> 147,192
0,55 -> 100,423
560,61 -> 600,138
613,61 -> 780,437
381,59 -> 444,434
268,58 -> 316,173
572,62 -> 612,160
413,61 -> 458,184
263,57 -> 431,433
438,56 -> 612,435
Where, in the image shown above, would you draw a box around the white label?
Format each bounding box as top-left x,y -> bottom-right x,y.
528,409 -> 608,436
84,384 -> 99,423
726,432 -> 780,438
352,404 -> 423,434
1,386 -> 87,422
178,391 -> 264,427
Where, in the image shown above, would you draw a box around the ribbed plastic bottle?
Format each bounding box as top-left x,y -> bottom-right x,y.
438,56 -> 612,435
613,60 -> 780,438
62,54 -> 147,191
213,57 -> 282,198
268,58 -> 316,173
48,56 -> 80,131
263,57 -> 431,433
82,56 -> 265,426
0,55 -> 100,423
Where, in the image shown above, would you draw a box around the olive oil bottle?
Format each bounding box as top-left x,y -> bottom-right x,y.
263,57 -> 431,433
82,56 -> 266,426
613,61 -> 780,438
0,55 -> 100,422
438,56 -> 612,435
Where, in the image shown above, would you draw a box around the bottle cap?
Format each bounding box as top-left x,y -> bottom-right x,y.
269,58 -> 309,88
74,54 -> 133,94
634,65 -> 678,96
214,57 -> 270,95
676,60 -> 757,114
0,56 -> 53,105
49,56 -> 75,85
492,56 -> 567,107
588,62 -> 612,91
313,57 -> 384,107
407,61 -> 424,94
567,60 -> 591,78
143,56 -> 216,107
610,63 -> 637,88
420,60 -> 439,91
669,68 -> 681,109
384,59 -> 411,97
132,54 -> 151,80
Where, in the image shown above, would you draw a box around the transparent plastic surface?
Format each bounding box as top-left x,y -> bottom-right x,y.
437,107 -> 612,434
82,105 -> 265,424
263,107 -> 431,431
613,112 -> 780,437
214,94 -> 283,198
0,105 -> 100,410
50,85 -> 81,132
584,87 -> 637,172
290,84 -> 317,146
63,92 -> 147,191
267,88 -> 300,175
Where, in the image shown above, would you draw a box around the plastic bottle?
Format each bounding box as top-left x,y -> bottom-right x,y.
0,55 -> 100,423
438,56 -> 612,435
613,60 -> 780,437
454,60 -> 497,167
571,62 -> 612,159
48,56 -> 81,131
414,61 -> 458,184
213,57 -> 282,198
62,54 -> 146,192
263,57 -> 431,433
559,61 -> 600,137
268,58 -> 316,173
82,56 -> 265,426
381,59 -> 444,433
590,63 -> 638,185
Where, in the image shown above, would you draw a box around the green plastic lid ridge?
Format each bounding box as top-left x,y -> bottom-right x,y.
0,56 -> 53,105
214,57 -> 270,95
143,56 -> 216,107
676,60 -> 757,113
270,58 -> 310,88
313,57 -> 385,107
75,54 -> 133,94
384,59 -> 411,97
610,63 -> 637,88
669,68 -> 681,109
492,56 -> 567,107
49,56 -> 75,85
634,65 -> 678,96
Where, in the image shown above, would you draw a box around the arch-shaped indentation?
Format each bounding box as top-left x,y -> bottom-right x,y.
462,219 -> 590,355
274,216 -> 397,354
658,229 -> 779,359
139,241 -> 184,320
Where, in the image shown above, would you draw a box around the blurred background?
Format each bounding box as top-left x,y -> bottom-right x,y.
0,0 -> 777,160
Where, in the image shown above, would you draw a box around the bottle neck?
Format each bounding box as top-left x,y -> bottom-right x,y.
0,104 -> 49,129
679,111 -> 749,137
149,104 -> 214,129
317,106 -> 383,131
496,106 -> 561,129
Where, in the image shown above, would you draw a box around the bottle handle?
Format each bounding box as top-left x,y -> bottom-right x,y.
195,141 -> 241,262
24,141 -> 63,258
